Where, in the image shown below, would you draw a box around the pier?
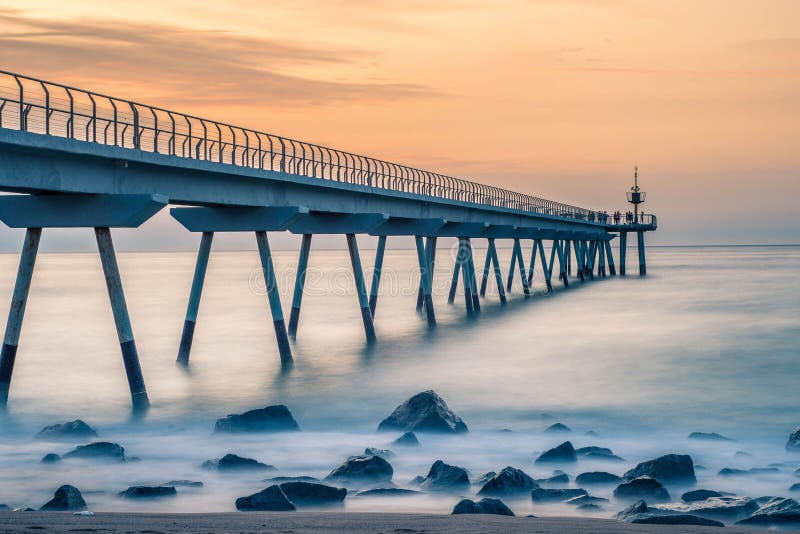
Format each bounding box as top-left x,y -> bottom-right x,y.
0,70 -> 657,412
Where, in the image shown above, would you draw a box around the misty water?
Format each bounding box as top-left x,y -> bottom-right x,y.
0,243 -> 798,517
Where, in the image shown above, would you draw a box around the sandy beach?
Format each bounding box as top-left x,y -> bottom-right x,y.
0,512 -> 796,534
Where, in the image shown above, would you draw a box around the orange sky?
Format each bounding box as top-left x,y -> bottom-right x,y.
0,0 -> 798,245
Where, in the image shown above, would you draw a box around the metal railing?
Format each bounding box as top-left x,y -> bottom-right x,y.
0,69 -> 610,221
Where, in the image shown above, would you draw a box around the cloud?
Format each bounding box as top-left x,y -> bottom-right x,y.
0,8 -> 435,107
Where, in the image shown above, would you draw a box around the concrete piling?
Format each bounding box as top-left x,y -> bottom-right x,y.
255,230 -> 294,363
177,231 -> 213,365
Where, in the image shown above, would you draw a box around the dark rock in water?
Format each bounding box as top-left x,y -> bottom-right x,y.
796,468 -> 800,477
0,504 -> 9,511
325,455 -> 393,485
734,451 -> 752,458
576,472 -> 621,485
630,514 -> 724,527
265,476 -> 321,484
682,489 -> 723,502
392,431 -> 420,447
790,483 -> 800,492
39,485 -> 87,511
786,427 -> 800,453
364,447 -> 394,459
118,486 -> 177,499
62,442 -> 126,462
750,467 -> 779,474
214,405 -> 300,433
531,488 -> 587,502
474,471 -> 497,487
14,508 -> 36,512
688,431 -> 735,442
584,430 -> 599,437
535,471 -> 569,485
566,495 -> 608,505
278,482 -> 346,506
40,453 -> 61,464
544,423 -> 571,433
719,467 -> 779,476
623,454 -> 696,484
419,460 -> 470,492
535,441 -> 577,464
452,498 -> 514,516
498,428 -> 513,433
614,476 -> 670,502
477,466 -> 538,496
235,485 -> 296,511
377,390 -> 468,434
654,496 -> 759,521
35,420 -> 98,441
164,480 -> 203,488
577,503 -> 604,511
737,497 -> 800,527
719,467 -> 747,476
755,496 -> 777,505
409,475 -> 425,486
616,500 -> 651,521
202,453 -> 275,472
355,488 -> 421,497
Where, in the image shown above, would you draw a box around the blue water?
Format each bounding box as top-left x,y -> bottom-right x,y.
0,244 -> 798,515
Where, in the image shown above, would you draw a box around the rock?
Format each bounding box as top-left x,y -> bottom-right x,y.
377,390 -> 468,434
755,495 -> 777,505
682,489 -> 723,502
576,472 -> 621,485
452,498 -> 514,516
214,405 -> 300,433
409,475 -> 426,485
35,420 -> 98,441
566,495 -> 608,505
118,486 -> 177,499
718,468 -> 747,476
786,427 -> 800,453
39,485 -> 87,511
40,453 -> 61,464
202,453 -> 275,471
13,508 -> 36,512
474,472 -> 497,487
623,454 -> 696,484
735,451 -> 752,458
629,514 -> 724,527
419,460 -> 470,492
477,466 -> 538,496
392,431 -> 420,447
796,468 -> 800,477
364,447 -> 394,459
325,455 -> 393,485
164,480 -> 203,488
736,497 -> 800,527
790,483 -> 800,492
531,488 -> 587,502
278,482 -> 346,506
688,431 -> 735,442
62,442 -> 126,462
0,504 -> 9,511
235,485 -> 296,511
616,500 -> 650,521
355,488 -> 421,497
584,430 -> 600,437
719,467 -> 779,476
654,496 -> 759,521
575,446 -> 622,460
534,441 -> 576,464
265,476 -> 321,484
577,503 -> 604,511
614,476 -> 670,502
544,423 -> 571,433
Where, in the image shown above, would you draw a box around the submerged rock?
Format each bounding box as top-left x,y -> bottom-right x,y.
477,466 -> 538,497
630,514 -> 724,527
474,472 -> 497,487
736,497 -> 800,527
364,447 -> 394,459
654,496 -> 759,521
688,431 -> 735,442
531,488 -> 588,502
420,460 -> 470,492
214,405 -> 300,433
35,420 -> 98,441
377,390 -> 468,434
614,476 -> 670,502
786,427 -> 800,453
202,453 -> 275,472
544,423 -> 571,433
576,472 -> 621,485
164,480 -> 203,488
536,472 -> 569,485
566,495 -> 608,505
452,498 -> 514,516
355,488 -> 421,497
62,442 -> 126,462
0,504 -> 9,511
392,431 -> 420,447
623,454 -> 696,484
575,446 -> 624,461
616,500 -> 650,521
40,453 -> 61,464
325,455 -> 393,485
719,467 -> 779,476
265,476 -> 321,484
577,503 -> 604,511
534,441 -> 577,464
235,485 -> 296,511
682,489 -> 724,502
278,482 -> 346,507
790,483 -> 800,492
118,486 -> 177,499
39,485 -> 87,511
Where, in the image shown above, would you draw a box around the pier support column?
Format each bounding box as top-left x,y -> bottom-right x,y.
527,239 -> 538,287
555,240 -> 569,288
637,230 -> 647,276
573,240 -> 585,282
416,237 -> 436,311
479,242 -> 492,297
487,238 -> 507,304
587,241 -> 596,281
465,238 -> 481,312
95,227 -> 150,413
537,239 -> 554,291
566,241 -> 572,276
255,231 -> 294,363
346,234 -> 378,341
414,236 -> 436,326
605,240 -> 617,276
512,238 -> 531,297
368,235 -> 387,317
619,231 -> 628,276
456,239 -> 474,313
0,228 -> 41,409
177,231 -> 214,365
288,233 -> 312,338
448,239 -> 462,305
548,240 -> 558,280
598,239 -> 607,277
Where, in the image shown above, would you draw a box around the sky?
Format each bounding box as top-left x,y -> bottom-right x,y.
0,0 -> 797,250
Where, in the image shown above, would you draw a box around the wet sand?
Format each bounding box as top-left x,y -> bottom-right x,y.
0,512 -> 794,533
